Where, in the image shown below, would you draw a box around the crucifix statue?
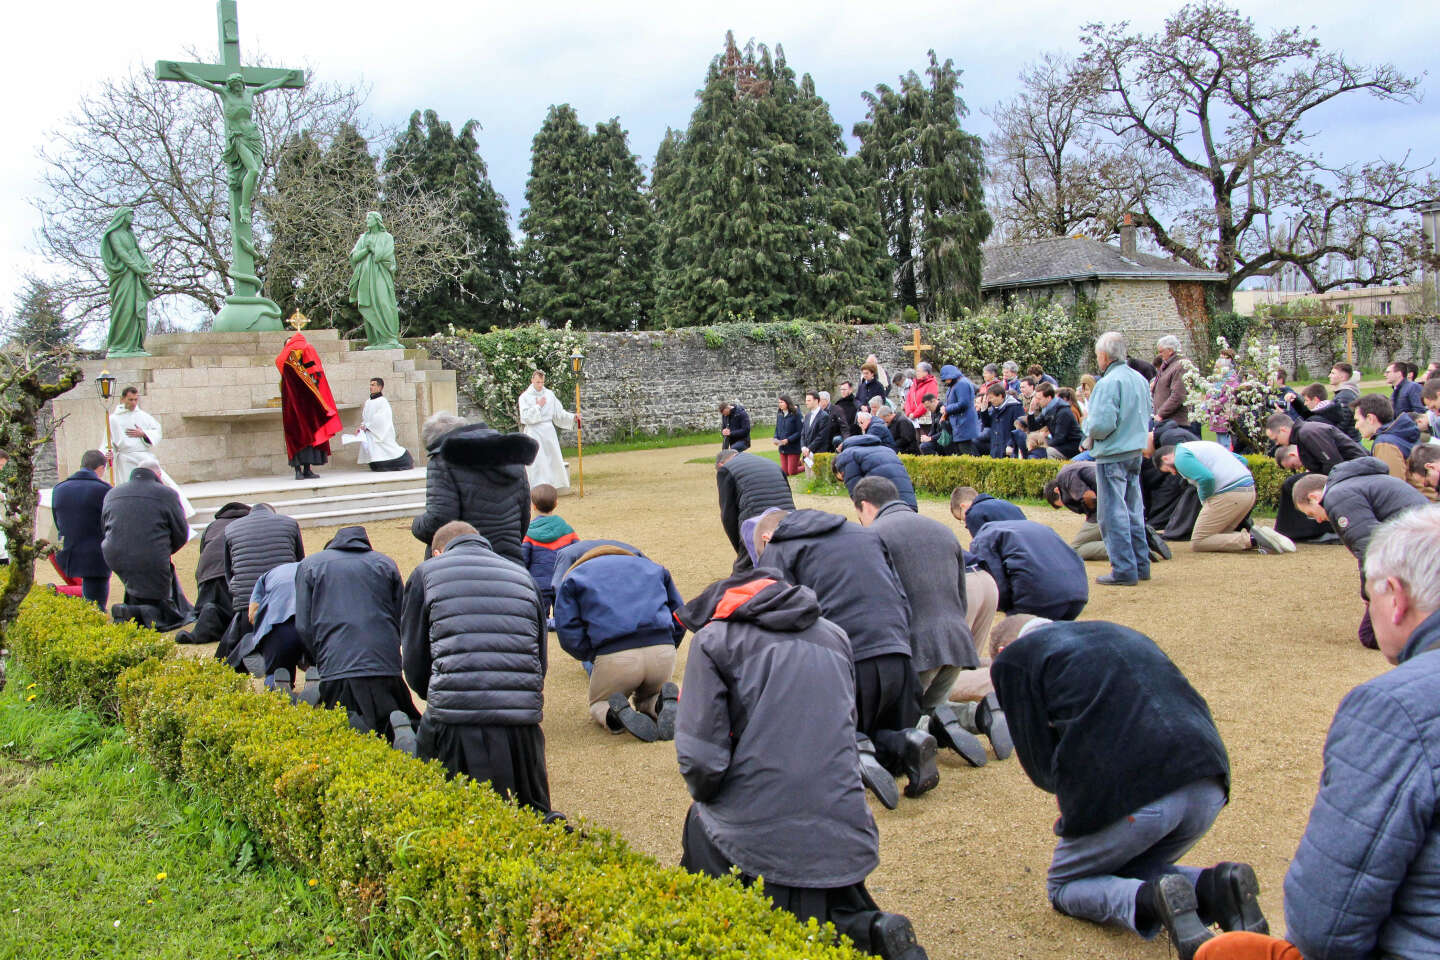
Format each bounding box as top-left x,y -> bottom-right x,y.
156,1 -> 305,332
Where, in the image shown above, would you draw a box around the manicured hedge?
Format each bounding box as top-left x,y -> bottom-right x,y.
814,452 -> 1288,509
9,592 -> 867,960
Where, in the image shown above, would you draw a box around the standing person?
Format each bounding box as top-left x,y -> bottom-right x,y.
674,572 -> 930,960
939,365 -> 982,455
716,449 -> 796,573
294,525 -> 418,741
276,328 -> 343,480
865,353 -> 892,393
1027,364 -> 1059,388
1194,507 -> 1440,960
855,477 -> 990,767
175,501 -> 250,646
755,509 -> 939,806
105,386 -> 193,516
518,370 -> 576,491
1152,442 -> 1294,553
1354,393 -> 1419,479
522,483 -> 577,619
991,614 -> 1262,957
857,363 -> 889,409
799,390 -> 835,460
1077,374 -> 1096,417
1083,332 -> 1154,586
100,452 -> 191,629
356,377 -> 413,472
1386,361 -> 1425,418
832,383 -> 861,440
879,406 -> 918,455
402,520 -> 551,813
773,395 -> 803,475
411,412 -> 537,565
1329,361 -> 1362,410
904,362 -> 938,423
50,449 -> 112,610
719,401 -> 751,452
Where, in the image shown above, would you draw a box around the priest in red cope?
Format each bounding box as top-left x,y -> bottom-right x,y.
275,320 -> 343,479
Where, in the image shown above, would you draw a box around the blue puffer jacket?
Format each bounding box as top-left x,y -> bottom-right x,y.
1284,608 -> 1440,960
1083,358 -> 1152,462
833,434 -> 917,508
939,365 -> 982,442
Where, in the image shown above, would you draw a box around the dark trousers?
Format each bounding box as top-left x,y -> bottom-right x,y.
368,450 -> 413,472
416,717 -> 551,814
1018,597 -> 1087,622
188,578 -> 234,645
81,577 -> 109,611
854,653 -> 921,775
258,620 -> 306,679
1275,474 -> 1331,541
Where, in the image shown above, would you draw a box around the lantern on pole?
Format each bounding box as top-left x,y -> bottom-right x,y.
571,350 -> 585,498
97,370 -> 117,485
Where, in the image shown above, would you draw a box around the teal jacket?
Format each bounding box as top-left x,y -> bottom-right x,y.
1173,441 -> 1253,501
1082,359 -> 1152,462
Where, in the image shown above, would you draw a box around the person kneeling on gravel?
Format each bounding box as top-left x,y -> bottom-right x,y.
674,572 -> 928,960
1152,441 -> 1295,555
990,613 -> 1267,957
552,544 -> 686,742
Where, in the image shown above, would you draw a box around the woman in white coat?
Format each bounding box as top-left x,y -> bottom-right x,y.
518,370 -> 576,491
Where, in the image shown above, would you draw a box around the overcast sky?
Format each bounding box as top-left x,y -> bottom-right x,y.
3,0 -> 1437,316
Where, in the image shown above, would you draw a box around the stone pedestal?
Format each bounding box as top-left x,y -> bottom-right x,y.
53,330 -> 456,484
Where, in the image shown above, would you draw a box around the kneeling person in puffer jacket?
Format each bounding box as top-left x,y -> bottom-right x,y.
833,433 -> 917,508
402,520 -> 551,814
553,545 -> 687,742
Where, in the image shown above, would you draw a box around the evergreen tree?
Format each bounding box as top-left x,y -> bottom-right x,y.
653,33 -> 887,327
855,51 -> 992,317
519,106 -> 654,330
2,277 -> 81,349
384,110 -> 517,333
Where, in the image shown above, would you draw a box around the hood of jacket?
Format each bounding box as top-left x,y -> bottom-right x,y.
769,508 -> 847,545
213,501 -> 251,521
676,573 -> 822,633
324,525 -> 372,551
1378,414 -> 1420,446
1327,456 -> 1391,486
840,433 -> 883,450
435,422 -> 538,468
939,364 -> 962,382
1400,607 -> 1440,664
526,514 -> 575,544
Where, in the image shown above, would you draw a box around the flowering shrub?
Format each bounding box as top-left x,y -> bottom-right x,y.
427,323 -> 587,430
928,301 -> 1095,385
1182,336 -> 1286,452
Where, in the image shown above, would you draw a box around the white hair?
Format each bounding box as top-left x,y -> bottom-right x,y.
856,410 -> 872,425
1002,360 -> 1019,373
1156,335 -> 1182,353
1095,331 -> 1127,362
878,405 -> 895,418
131,452 -> 160,474
917,362 -> 932,375
818,390 -> 831,403
1364,504 -> 1440,614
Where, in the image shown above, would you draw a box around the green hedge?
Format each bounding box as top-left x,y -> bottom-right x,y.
8,592 -> 866,960
814,452 -> 1289,509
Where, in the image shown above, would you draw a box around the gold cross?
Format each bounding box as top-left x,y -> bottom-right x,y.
905,327 -> 933,368
286,311 -> 310,331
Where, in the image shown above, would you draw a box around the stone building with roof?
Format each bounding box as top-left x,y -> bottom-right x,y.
980,223 -> 1225,355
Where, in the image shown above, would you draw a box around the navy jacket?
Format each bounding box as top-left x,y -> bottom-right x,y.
980,396 -> 1025,458
864,419 -> 896,449
1032,397 -> 1084,458
51,469 -> 111,579
1392,378 -> 1425,418
1373,413 -> 1420,460
294,526 -> 405,682
969,519 -> 1088,616
773,409 -> 802,451
833,434 -> 917,508
993,620 -> 1230,838
553,547 -> 685,662
800,407 -> 835,454
939,365 -> 981,442
856,376 -> 888,409
721,404 -> 752,450
963,494 -> 1025,538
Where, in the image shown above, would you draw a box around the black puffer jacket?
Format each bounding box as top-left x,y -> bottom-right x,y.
224,504 -> 304,611
195,502 -> 250,586
411,422 -> 537,565
401,533 -> 546,726
295,526 -> 405,682
1320,457 -> 1430,569
100,468 -> 189,601
717,452 -> 796,556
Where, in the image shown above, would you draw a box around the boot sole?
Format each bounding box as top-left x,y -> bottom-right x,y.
1215,862 -> 1269,934
902,732 -> 940,798
871,913 -> 928,960
1156,873 -> 1214,960
930,705 -> 988,766
656,682 -> 680,741
608,694 -> 659,742
979,697 -> 1014,760
859,753 -> 900,810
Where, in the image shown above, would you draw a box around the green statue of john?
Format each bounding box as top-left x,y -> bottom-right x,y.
101,207 -> 153,358
348,212 -> 403,350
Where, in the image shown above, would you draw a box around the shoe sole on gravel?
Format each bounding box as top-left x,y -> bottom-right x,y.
930,704 -> 988,766
871,913 -> 928,960
1156,873 -> 1214,960
1212,862 -> 1269,934
656,682 -> 680,741
607,693 -> 659,742
978,694 -> 1014,760
901,730 -> 940,798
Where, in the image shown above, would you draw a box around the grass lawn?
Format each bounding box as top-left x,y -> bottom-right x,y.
0,668 -> 423,960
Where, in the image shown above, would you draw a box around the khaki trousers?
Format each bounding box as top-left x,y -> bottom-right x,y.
1070,520 -> 1110,561
966,568 -> 999,659
1191,487 -> 1256,552
587,645 -> 676,728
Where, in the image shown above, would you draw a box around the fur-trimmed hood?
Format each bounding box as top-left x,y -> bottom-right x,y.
429,422 -> 538,468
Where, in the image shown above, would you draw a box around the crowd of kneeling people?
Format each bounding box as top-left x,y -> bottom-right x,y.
49,338 -> 1440,960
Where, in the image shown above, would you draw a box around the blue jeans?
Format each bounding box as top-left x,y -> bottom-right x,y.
1096,456 -> 1149,581
1046,778 -> 1227,937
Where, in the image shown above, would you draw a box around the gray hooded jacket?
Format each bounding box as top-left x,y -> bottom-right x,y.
868,500 -> 978,673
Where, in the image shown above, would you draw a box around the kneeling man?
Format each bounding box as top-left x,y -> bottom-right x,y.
1152,441 -> 1294,554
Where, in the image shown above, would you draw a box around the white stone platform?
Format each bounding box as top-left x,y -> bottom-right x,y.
184,468 -> 428,529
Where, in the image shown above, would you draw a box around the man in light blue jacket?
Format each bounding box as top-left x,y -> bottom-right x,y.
1186,505 -> 1440,960
1081,332 -> 1153,585
1153,441 -> 1295,555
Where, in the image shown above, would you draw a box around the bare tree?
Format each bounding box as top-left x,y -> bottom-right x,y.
33,57 -> 366,330
1069,2 -> 1439,311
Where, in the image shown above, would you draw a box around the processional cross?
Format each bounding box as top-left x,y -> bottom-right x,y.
904,327 -> 933,368
156,1 -> 305,332
1343,308 -> 1357,366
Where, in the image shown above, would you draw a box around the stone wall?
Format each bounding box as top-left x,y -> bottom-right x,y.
1248,318 -> 1440,379
984,278 -> 1207,357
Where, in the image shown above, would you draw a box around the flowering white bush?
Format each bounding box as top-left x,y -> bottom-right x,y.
427,323 -> 587,430
928,302 -> 1094,384
1181,336 -> 1285,451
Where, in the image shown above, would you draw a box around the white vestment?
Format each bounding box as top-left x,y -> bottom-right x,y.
518,386 -> 574,490
357,395 -> 407,464
106,404 -> 195,519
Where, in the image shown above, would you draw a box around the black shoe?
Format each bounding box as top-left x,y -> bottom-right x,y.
1197,862 -> 1268,934
870,913 -> 928,960
294,467 -> 304,480
173,630 -> 194,644
605,693 -> 659,742
976,693 -> 1013,759
656,682 -> 680,741
1096,573 -> 1138,586
1146,526 -> 1173,560
928,704 -> 987,766
389,710 -> 417,756
856,734 -> 900,810
1155,873 -> 1214,960
900,729 -> 940,798
302,468 -> 318,479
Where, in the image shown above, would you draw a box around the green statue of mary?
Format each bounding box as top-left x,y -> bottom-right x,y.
101,207 -> 153,358
348,211 -> 403,350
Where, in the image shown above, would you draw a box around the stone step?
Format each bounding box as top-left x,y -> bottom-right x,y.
183,469 -> 429,529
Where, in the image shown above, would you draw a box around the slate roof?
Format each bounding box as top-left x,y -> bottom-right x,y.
981,236 -> 1225,291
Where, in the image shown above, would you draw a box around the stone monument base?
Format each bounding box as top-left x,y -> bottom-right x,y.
52,329 -> 456,485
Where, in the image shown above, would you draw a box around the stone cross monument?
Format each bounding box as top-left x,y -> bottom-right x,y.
156,0 -> 305,332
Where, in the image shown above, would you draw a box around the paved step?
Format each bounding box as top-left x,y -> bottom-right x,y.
183,468 -> 428,529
